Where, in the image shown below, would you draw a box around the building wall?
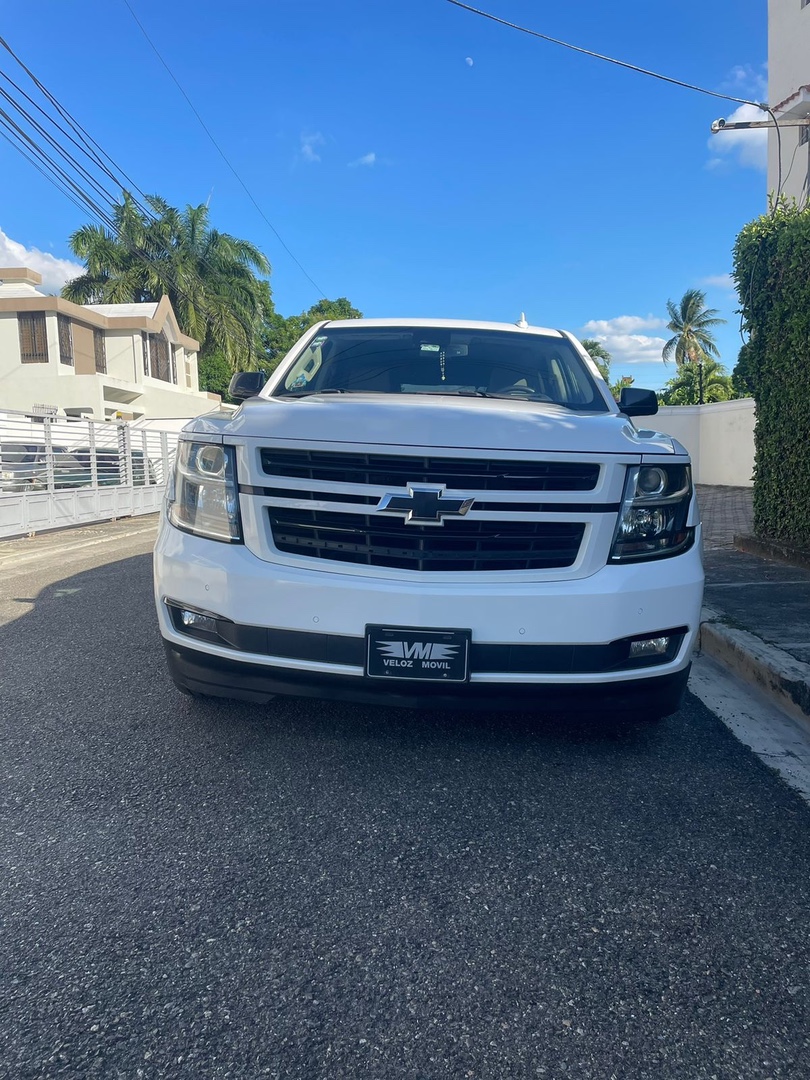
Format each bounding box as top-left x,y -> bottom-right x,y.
72,322 -> 96,375
654,399 -> 756,487
768,0 -> 810,204
1,307 -> 212,420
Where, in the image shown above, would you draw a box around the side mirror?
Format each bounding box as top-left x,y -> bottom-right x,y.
618,387 -> 658,417
228,371 -> 267,402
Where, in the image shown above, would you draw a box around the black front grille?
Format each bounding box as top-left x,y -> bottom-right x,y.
268,508 -> 585,571
260,449 -> 599,492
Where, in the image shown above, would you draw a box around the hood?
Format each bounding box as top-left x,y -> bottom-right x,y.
185,394 -> 681,456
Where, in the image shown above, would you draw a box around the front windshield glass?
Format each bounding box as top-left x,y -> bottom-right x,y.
272,326 -> 609,412
0,443 -> 38,464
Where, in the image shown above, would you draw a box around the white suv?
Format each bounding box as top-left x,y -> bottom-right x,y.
153,318 -> 703,717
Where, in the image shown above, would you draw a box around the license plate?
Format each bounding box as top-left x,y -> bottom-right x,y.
365,625 -> 471,682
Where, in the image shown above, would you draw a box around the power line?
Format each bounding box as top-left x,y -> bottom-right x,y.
121,0 -> 327,298
444,1 -> 786,209
0,36 -> 157,224
444,0 -> 768,109
0,77 -> 259,360
0,39 -> 274,359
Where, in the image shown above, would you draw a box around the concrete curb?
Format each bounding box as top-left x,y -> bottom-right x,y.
699,605 -> 810,731
734,533 -> 810,573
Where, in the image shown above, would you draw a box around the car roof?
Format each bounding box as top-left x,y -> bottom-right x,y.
319,317 -> 565,338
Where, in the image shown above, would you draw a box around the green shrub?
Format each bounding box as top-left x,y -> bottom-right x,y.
733,204 -> 810,547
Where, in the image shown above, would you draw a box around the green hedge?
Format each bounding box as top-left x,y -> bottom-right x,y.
733,204 -> 810,547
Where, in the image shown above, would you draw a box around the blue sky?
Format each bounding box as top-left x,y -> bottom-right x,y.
0,0 -> 767,390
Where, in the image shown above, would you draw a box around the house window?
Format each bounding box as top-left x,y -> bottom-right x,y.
801,124 -> 810,147
149,332 -> 173,383
93,329 -> 107,374
58,315 -> 74,366
19,312 -> 49,363
142,331 -> 150,376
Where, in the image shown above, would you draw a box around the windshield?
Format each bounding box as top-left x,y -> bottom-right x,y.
272,326 -> 609,412
0,443 -> 40,465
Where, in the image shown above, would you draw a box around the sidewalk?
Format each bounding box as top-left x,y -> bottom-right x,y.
697,485 -> 810,726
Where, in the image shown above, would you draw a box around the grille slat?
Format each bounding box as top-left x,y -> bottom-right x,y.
260,449 -> 599,492
259,449 -> 596,572
268,509 -> 584,572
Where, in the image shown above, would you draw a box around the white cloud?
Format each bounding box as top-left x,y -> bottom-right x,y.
0,227 -> 83,293
349,152 -> 376,168
580,315 -> 669,366
581,314 -> 666,336
299,132 -> 325,164
700,273 -> 735,290
721,64 -> 767,100
707,102 -> 768,171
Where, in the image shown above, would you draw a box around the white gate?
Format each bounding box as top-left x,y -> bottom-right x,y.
0,411 -> 180,538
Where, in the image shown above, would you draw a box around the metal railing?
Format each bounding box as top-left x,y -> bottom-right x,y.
0,410 -> 180,538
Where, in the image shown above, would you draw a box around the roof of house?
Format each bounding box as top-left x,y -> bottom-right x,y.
0,268 -> 199,351
85,303 -> 160,319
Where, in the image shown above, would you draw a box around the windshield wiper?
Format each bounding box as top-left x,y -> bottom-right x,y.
282,388 -> 357,397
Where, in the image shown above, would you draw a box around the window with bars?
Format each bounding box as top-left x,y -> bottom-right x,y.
801,124 -> 810,147
58,315 -> 74,366
149,332 -> 173,382
142,331 -> 151,376
19,313 -> 49,363
93,329 -> 107,373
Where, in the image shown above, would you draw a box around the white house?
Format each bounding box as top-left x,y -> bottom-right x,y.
0,267 -> 220,421
768,0 -> 810,206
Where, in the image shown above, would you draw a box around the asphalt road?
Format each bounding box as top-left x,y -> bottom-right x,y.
1,518 -> 809,1080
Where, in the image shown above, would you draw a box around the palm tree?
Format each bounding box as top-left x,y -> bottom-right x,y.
658,358 -> 734,406
662,289 -> 726,403
580,338 -> 611,382
63,193 -> 271,367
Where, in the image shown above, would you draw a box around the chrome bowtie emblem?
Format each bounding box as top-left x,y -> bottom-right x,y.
376,485 -> 475,526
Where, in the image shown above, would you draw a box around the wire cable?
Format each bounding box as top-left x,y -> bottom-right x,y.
121,0 -> 327,298
445,1 -> 786,212
444,0 -> 768,108
0,36 -> 280,312
0,41 -> 276,360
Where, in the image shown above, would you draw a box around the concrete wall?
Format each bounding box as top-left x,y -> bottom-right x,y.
653,399 -> 756,487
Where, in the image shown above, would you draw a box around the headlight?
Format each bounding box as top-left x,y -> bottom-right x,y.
609,463 -> 694,562
167,441 -> 242,543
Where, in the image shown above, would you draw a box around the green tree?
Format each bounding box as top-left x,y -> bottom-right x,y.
261,297 -> 363,371
662,289 -> 725,367
731,341 -> 756,397
658,358 -> 734,405
580,338 -> 611,382
197,352 -> 235,399
63,192 -> 271,368
610,374 -> 635,399
662,288 -> 726,405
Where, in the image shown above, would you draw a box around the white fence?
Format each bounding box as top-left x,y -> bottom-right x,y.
653,399 -> 756,487
0,399 -> 759,540
0,410 -> 180,539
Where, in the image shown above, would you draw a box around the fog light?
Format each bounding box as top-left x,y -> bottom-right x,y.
180,609 -> 218,633
629,636 -> 670,658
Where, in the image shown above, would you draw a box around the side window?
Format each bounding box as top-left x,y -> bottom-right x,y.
19,313 -> 49,363
93,329 -> 107,373
58,316 -> 74,366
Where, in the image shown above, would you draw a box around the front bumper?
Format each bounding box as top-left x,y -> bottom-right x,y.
154,518 -> 704,710
163,640 -> 691,714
